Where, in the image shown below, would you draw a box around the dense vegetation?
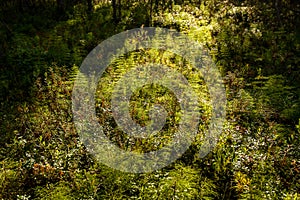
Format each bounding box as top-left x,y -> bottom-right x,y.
0,0 -> 299,199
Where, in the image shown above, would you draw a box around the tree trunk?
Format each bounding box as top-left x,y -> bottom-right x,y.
57,0 -> 65,14
117,0 -> 121,22
87,0 -> 93,12
112,0 -> 117,23
149,0 -> 153,26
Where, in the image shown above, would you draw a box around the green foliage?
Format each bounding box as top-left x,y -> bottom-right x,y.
140,165 -> 200,199
0,0 -> 299,199
252,75 -> 300,123
34,182 -> 74,200
95,49 -> 211,154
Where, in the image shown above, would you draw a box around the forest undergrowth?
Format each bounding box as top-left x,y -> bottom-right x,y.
0,0 -> 299,199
